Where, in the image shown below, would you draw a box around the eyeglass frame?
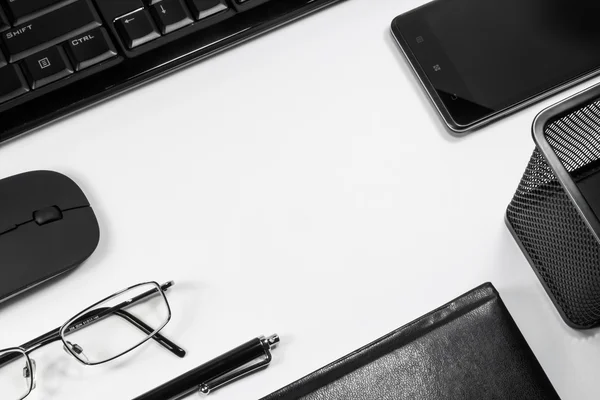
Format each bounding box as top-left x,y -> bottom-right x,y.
0,280 -> 185,399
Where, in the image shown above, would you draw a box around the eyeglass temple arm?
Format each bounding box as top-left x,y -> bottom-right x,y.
113,310 -> 186,357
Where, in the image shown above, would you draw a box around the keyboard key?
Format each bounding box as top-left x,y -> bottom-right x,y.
66,27 -> 117,71
1,0 -> 102,62
187,0 -> 228,21
94,0 -> 143,22
4,0 -> 74,25
0,49 -> 5,67
151,0 -> 193,35
23,46 -> 73,89
0,65 -> 29,104
116,9 -> 160,49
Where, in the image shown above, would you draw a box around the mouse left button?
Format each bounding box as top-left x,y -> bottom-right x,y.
33,206 -> 63,226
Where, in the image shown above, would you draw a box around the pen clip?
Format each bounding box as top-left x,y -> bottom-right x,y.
199,334 -> 279,395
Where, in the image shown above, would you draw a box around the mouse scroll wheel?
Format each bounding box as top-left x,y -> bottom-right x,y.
33,206 -> 64,226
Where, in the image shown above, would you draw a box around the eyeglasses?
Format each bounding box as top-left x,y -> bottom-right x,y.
0,281 -> 185,400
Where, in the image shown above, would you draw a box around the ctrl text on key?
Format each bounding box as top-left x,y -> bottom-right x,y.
71,35 -> 96,46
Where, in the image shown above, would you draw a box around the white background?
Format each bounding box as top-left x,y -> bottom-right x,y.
1,0 -> 600,399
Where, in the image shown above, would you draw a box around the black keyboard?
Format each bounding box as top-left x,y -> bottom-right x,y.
0,0 -> 343,144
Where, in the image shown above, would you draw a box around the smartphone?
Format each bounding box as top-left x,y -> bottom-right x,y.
391,0 -> 600,134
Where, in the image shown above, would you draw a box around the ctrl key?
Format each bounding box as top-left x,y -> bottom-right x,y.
0,65 -> 30,105
67,28 -> 118,71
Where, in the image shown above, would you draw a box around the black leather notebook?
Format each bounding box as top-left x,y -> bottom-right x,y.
262,283 -> 560,400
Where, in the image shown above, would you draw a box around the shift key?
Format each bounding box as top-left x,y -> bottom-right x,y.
2,0 -> 102,62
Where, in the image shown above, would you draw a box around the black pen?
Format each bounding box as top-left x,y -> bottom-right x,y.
133,334 -> 280,400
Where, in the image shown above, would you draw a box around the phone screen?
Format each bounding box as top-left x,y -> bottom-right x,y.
393,0 -> 600,128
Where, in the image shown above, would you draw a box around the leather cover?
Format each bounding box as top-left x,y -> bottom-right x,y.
262,283 -> 561,400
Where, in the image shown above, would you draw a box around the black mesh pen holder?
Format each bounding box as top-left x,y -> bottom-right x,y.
507,83 -> 600,329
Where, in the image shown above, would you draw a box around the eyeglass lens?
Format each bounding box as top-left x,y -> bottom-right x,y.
0,349 -> 33,400
61,282 -> 170,365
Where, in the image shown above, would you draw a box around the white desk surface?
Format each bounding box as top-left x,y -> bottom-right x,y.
1,0 -> 599,399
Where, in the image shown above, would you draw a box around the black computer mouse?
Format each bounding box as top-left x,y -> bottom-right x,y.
0,171 -> 100,302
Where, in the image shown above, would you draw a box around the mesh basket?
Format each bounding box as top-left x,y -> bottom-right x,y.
506,86 -> 600,329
